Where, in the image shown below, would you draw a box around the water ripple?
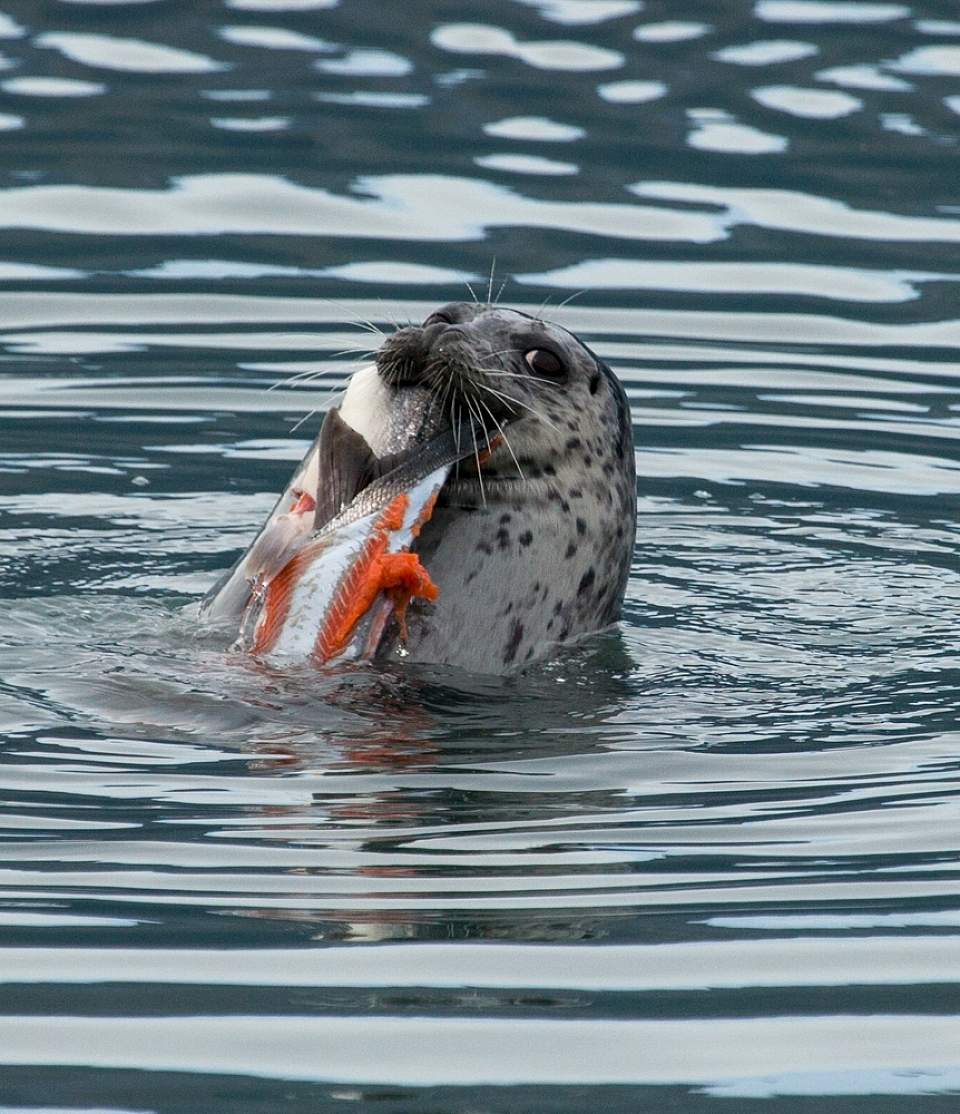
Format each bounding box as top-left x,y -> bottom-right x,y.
0,2 -> 958,1106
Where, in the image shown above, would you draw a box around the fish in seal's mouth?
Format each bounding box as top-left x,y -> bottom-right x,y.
199,307 -> 529,666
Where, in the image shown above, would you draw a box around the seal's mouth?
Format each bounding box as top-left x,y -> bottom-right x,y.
311,357 -> 499,539
376,322 -> 523,431
370,318 -> 527,499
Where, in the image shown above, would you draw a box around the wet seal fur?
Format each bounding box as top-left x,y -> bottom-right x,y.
347,302 -> 636,674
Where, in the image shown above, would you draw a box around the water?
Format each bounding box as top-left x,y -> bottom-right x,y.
0,0 -> 959,1109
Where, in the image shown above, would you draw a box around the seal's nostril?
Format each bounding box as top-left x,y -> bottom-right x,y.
421,321 -> 449,347
423,301 -> 475,326
375,325 -> 431,386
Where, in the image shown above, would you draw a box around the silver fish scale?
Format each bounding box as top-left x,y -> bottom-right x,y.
373,386 -> 448,456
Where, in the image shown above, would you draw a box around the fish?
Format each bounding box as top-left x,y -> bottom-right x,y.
200,374 -> 478,667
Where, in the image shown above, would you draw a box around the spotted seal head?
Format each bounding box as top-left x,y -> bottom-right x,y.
339,301 -> 636,674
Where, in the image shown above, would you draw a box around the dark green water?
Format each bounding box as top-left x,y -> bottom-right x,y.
1,1 -> 959,1110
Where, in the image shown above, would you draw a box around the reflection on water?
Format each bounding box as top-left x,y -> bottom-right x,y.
1,0 -> 959,1109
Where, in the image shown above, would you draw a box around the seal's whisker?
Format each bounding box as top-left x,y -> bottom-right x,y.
352,319 -> 386,339
290,410 -> 316,432
299,294 -> 386,341
555,288 -> 589,310
533,293 -> 553,322
268,365 -> 348,393
475,381 -> 561,433
451,395 -> 462,455
288,395 -> 341,433
373,297 -> 402,331
468,405 -> 487,506
468,394 -> 493,455
273,359 -> 366,390
432,358 -> 459,419
477,346 -> 524,358
318,384 -> 347,409
483,369 -> 557,388
465,281 -> 481,306
468,350 -> 568,390
486,257 -> 497,307
277,354 -> 375,388
329,345 -> 378,360
272,374 -> 337,394
471,379 -> 522,411
477,395 -> 525,482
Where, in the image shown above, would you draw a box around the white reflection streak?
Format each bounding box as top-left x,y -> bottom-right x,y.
0,173 -> 727,243
0,1014 -> 955,1088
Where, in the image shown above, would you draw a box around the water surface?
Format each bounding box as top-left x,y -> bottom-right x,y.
1,0 -> 959,1110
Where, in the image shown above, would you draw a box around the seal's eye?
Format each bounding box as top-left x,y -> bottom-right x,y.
423,311 -> 453,327
524,348 -> 564,378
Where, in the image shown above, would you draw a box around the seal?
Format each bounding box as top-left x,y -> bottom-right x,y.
202,301 -> 636,675
349,301 -> 637,674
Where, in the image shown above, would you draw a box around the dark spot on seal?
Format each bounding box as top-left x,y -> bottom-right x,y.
496,527 -> 510,550
578,568 -> 596,596
566,437 -> 582,450
476,540 -> 493,556
583,455 -> 593,468
570,488 -> 583,499
576,517 -> 587,537
499,513 -> 512,525
544,464 -> 556,477
503,619 -> 524,665
565,542 -> 577,559
519,530 -> 533,547
589,370 -> 601,394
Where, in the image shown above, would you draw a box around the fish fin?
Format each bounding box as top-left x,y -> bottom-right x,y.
313,408 -> 421,531
313,408 -> 381,530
